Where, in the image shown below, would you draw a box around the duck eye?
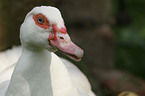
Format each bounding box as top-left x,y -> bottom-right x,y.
38,17 -> 44,24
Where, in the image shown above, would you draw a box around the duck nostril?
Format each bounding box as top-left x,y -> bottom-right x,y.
59,36 -> 64,40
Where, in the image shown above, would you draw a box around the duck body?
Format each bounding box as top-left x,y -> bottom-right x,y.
0,47 -> 95,96
0,6 -> 96,96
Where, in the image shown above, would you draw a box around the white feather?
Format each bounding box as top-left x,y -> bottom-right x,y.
0,6 -> 96,96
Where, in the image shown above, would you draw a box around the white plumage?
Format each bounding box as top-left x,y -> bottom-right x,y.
0,6 -> 96,96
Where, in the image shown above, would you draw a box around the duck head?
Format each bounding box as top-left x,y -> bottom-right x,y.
20,6 -> 84,61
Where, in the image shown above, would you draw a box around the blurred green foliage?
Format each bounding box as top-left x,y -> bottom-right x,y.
113,0 -> 145,79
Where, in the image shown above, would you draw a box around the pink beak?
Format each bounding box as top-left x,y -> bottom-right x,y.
49,25 -> 84,61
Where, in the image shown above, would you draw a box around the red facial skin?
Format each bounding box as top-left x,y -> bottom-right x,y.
33,14 -> 50,29
33,14 -> 67,40
49,24 -> 67,40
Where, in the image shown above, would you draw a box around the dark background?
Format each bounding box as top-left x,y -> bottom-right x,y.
0,0 -> 145,96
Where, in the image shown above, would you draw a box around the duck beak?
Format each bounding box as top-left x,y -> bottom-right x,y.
49,25 -> 84,61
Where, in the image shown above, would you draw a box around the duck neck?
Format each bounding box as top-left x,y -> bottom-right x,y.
6,46 -> 53,96
6,45 -> 78,96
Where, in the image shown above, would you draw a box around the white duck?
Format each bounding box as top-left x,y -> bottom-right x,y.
0,6 -> 96,96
